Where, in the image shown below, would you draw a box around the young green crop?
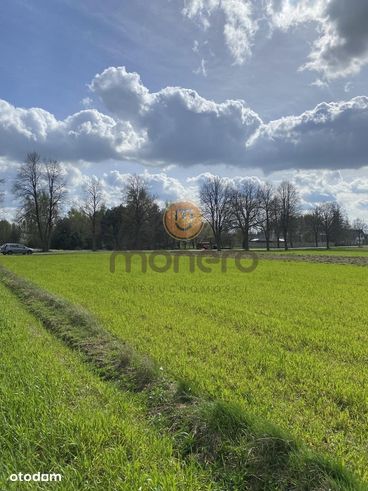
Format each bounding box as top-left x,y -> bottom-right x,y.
0,282 -> 216,490
2,252 -> 368,482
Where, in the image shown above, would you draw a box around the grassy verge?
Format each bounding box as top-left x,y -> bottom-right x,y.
0,265 -> 363,490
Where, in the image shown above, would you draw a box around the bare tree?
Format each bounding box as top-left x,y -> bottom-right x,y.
13,152 -> 66,251
45,160 -> 66,250
319,202 -> 341,249
199,176 -> 233,251
353,218 -> 367,247
13,153 -> 43,245
305,206 -> 323,247
83,177 -> 104,251
258,182 -> 274,251
277,181 -> 299,250
124,175 -> 155,249
232,180 -> 261,250
271,195 -> 282,248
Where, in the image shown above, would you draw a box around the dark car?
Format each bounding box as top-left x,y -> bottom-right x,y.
0,243 -> 33,255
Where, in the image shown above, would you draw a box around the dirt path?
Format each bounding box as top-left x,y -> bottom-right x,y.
255,253 -> 368,266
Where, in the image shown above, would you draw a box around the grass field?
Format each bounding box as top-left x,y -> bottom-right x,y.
0,281 -> 218,490
1,251 -> 367,486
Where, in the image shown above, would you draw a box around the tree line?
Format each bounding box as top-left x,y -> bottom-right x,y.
0,153 -> 366,251
198,176 -> 364,251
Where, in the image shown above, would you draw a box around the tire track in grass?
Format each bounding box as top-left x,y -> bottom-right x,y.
0,282 -> 214,490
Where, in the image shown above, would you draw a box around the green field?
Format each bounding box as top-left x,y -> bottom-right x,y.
0,281 -> 220,490
1,252 -> 367,486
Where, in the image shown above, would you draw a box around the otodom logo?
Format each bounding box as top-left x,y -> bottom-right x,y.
163,201 -> 204,240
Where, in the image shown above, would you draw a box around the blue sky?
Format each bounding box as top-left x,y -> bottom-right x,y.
1,0 -> 368,220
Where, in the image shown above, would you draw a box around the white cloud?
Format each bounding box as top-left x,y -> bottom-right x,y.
286,168 -> 368,219
2,67 -> 368,173
90,66 -> 262,167
81,97 -> 94,108
0,99 -> 144,162
247,96 -> 368,171
182,0 -> 257,64
112,168 -> 368,221
266,0 -> 323,31
221,0 -> 257,64
182,0 -> 222,30
265,0 -> 368,79
344,81 -> 353,93
183,1 -> 368,79
96,169 -> 199,208
310,78 -> 329,88
4,157 -> 368,221
0,207 -> 17,222
301,0 -> 368,79
193,58 -> 208,76
192,39 -> 200,53
89,66 -> 150,121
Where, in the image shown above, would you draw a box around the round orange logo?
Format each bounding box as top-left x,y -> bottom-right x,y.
163,201 -> 204,240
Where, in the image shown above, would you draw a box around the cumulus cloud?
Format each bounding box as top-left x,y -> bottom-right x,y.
0,99 -> 143,162
187,171 -> 263,191
82,169 -> 200,211
4,154 -> 368,220
89,66 -> 150,121
90,66 -> 262,166
268,0 -> 368,79
301,0 -> 368,79
287,168 -> 368,219
351,178 -> 368,194
102,168 -> 368,221
247,96 -> 368,171
1,67 -> 368,172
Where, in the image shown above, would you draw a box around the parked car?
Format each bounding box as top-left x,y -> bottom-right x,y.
197,241 -> 210,250
0,243 -> 33,255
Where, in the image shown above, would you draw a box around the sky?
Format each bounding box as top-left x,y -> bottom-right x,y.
1,0 -> 368,221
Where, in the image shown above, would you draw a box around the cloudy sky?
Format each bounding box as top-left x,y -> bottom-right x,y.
1,0 -> 368,220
